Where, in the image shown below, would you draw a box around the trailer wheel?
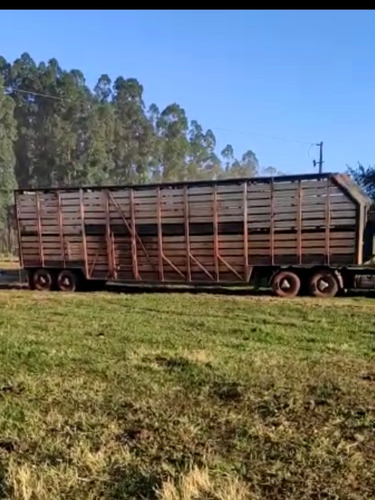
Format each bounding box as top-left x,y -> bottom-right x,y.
57,270 -> 78,292
271,271 -> 301,298
309,271 -> 338,298
32,269 -> 53,291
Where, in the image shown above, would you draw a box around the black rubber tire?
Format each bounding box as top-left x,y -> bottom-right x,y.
57,270 -> 78,292
309,271 -> 339,298
32,269 -> 53,291
271,270 -> 301,298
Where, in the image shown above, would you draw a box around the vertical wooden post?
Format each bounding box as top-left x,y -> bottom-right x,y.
157,188 -> 164,281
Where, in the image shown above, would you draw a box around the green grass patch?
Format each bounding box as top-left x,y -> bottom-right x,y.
0,291 -> 373,499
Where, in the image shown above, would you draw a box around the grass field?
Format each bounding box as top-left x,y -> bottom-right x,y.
0,290 -> 374,499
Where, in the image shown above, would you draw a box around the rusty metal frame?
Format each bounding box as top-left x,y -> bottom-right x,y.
35,191 -> 44,268
129,190 -> 140,280
297,180 -> 302,265
79,188 -> 89,279
356,204 -> 364,265
184,186 -> 191,282
57,191 -> 66,269
325,177 -> 331,265
243,181 -> 251,280
104,190 -> 115,280
213,185 -> 220,280
270,178 -> 275,266
111,232 -> 117,279
157,188 -> 164,281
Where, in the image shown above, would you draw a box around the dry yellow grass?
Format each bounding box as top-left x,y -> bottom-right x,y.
158,466 -> 253,500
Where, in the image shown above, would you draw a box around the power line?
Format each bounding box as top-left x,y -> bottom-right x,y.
7,88 -> 70,102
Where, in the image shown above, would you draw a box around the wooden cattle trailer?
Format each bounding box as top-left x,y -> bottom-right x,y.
14,172 -> 374,297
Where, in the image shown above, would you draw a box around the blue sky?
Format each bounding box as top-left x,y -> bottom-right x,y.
1,9 -> 374,175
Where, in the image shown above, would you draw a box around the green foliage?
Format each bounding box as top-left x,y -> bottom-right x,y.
0,52 -> 264,191
348,162 -> 375,200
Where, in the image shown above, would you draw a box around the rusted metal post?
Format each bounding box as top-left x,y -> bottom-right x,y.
213,185 -> 220,281
356,204 -> 364,265
111,235 -> 117,279
157,188 -> 164,281
243,181 -> 249,280
184,186 -> 191,283
297,180 -> 302,265
104,190 -> 114,279
270,179 -> 275,266
79,188 -> 89,279
57,191 -> 66,268
36,191 -> 44,268
130,189 -> 139,280
325,177 -> 331,265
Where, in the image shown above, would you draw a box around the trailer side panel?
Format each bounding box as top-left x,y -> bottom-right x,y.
15,173 -> 366,285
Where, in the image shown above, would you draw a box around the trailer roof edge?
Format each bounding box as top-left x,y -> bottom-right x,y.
14,172 -> 340,193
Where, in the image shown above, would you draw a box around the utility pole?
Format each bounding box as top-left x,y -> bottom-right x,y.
313,141 -> 324,174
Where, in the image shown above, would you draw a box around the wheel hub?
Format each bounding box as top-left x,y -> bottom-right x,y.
318,279 -> 330,291
280,279 -> 291,290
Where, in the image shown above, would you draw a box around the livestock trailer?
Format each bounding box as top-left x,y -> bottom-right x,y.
14,172 -> 375,297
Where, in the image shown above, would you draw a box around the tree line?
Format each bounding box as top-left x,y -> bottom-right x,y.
0,52 -> 276,193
